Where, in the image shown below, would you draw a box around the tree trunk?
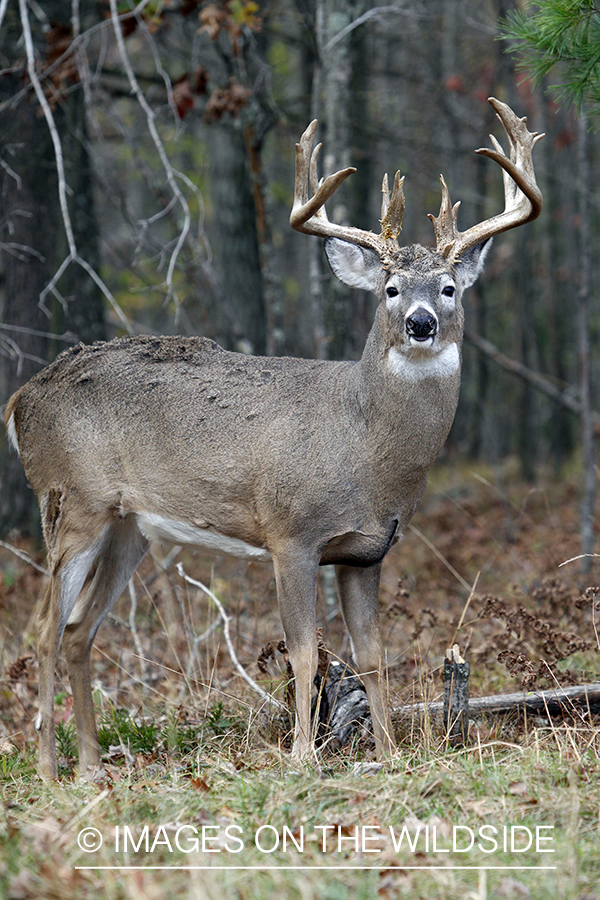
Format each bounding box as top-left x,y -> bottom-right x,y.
0,4 -> 106,536
0,78 -> 60,534
207,122 -> 267,355
319,0 -> 366,362
54,88 -> 106,348
577,111 -> 596,574
539,92 -> 574,468
308,0 -> 327,360
516,233 -> 537,483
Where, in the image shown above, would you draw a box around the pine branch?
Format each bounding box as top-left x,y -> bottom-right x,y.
501,1 -> 600,122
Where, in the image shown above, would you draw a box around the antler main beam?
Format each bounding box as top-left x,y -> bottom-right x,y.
290,119 -> 405,266
291,99 -> 542,267
429,97 -> 544,260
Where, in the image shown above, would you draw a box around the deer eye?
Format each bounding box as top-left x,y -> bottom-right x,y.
441,285 -> 455,298
386,285 -> 399,298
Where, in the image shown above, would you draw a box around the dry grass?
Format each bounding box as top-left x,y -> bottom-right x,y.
0,458 -> 599,898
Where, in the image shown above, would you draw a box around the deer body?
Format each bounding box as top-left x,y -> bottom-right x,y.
5,99 -> 543,777
12,315 -> 459,567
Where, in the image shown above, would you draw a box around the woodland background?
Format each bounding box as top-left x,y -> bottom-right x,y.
0,0 -> 594,539
0,7 -> 599,897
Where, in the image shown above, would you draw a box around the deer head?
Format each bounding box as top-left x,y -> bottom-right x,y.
291,97 -> 543,379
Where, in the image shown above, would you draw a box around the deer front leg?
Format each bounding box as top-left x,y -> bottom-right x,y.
336,563 -> 396,759
272,546 -> 319,761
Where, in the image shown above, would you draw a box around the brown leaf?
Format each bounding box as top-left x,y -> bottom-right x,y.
191,775 -> 210,792
6,655 -> 33,684
173,80 -> 195,119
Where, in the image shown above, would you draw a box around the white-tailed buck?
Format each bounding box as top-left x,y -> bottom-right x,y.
5,98 -> 542,778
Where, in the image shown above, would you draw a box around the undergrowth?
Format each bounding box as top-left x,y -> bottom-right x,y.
0,462 -> 599,897
0,717 -> 598,899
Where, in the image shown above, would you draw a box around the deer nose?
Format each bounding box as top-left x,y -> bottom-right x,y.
405,307 -> 437,340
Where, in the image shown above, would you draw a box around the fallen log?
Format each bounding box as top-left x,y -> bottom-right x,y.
266,632 -> 600,748
392,681 -> 600,727
315,672 -> 600,748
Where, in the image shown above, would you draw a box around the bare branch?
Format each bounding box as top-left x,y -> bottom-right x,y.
109,0 -> 193,311
324,3 -> 426,52
0,335 -> 46,374
176,563 -> 285,711
464,327 -> 600,435
18,0 -> 133,335
0,156 -> 22,189
0,323 -> 77,342
0,539 -> 49,576
0,242 -> 45,262
127,577 -> 150,683
0,0 -> 9,33
407,524 -> 472,593
19,0 -> 75,256
71,0 -> 81,40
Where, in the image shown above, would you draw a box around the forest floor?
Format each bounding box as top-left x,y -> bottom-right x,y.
0,457 -> 599,899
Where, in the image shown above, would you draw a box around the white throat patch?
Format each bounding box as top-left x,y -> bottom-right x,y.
388,342 -> 460,382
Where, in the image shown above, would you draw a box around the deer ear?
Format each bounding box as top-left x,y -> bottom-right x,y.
323,238 -> 381,290
454,238 -> 492,290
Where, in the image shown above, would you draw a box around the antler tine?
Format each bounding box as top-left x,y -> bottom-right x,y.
309,141 -> 322,198
290,119 -> 403,263
293,119 -> 317,210
381,173 -> 390,221
488,133 -> 514,207
290,119 -> 359,236
429,97 -> 544,261
308,143 -> 334,225
380,171 -> 405,241
428,175 -> 461,258
475,98 -> 543,219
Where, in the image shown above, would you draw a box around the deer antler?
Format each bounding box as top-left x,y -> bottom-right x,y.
290,119 -> 405,267
429,97 -> 544,260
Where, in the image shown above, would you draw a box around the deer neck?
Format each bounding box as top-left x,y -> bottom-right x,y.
351,304 -> 463,474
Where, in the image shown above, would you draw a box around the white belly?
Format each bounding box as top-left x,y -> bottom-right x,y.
136,512 -> 271,562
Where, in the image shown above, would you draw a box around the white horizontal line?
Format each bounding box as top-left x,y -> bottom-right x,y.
75,865 -> 558,871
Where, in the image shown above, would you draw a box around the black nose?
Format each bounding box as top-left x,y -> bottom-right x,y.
405,307 -> 437,340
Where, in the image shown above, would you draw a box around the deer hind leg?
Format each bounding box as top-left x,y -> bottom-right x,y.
61,515 -> 148,773
37,577 -> 66,780
36,526 -> 111,779
272,546 -> 319,761
336,563 -> 396,759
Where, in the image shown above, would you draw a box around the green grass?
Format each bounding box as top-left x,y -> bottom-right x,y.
97,708 -> 159,756
0,717 -> 598,899
1,463 -> 598,898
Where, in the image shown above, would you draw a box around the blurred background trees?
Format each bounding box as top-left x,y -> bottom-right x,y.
0,0 -> 597,545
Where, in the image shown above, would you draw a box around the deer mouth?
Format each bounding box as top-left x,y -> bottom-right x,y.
408,334 -> 435,349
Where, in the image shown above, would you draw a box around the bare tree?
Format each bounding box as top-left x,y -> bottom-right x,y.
0,2 -> 106,533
